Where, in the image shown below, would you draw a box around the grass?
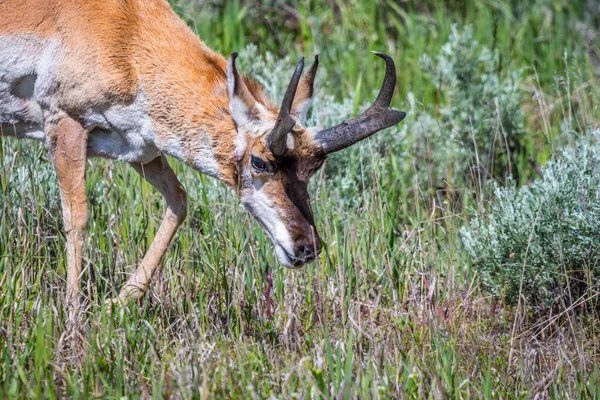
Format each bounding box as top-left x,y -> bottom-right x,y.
2,0 -> 600,398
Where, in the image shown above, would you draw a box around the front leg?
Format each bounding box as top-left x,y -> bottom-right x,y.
109,155 -> 188,307
47,116 -> 89,312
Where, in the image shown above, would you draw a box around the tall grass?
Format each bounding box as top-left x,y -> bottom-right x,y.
1,0 -> 600,398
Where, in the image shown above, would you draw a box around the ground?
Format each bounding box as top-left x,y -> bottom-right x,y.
1,0 -> 600,398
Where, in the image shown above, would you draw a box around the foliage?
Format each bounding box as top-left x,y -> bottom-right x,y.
2,0 -> 600,398
462,132 -> 600,313
417,25 -> 526,189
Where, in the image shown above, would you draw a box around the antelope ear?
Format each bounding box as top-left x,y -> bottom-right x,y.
291,55 -> 318,125
227,53 -> 263,127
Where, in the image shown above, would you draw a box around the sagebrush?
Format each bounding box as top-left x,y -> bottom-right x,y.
462,131 -> 600,315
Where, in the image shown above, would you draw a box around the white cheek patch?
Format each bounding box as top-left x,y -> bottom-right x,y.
253,176 -> 264,191
245,177 -> 295,267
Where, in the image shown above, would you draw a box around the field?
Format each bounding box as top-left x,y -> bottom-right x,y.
1,0 -> 600,398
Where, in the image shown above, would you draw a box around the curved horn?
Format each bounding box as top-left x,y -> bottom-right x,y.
314,52 -> 406,155
267,57 -> 305,156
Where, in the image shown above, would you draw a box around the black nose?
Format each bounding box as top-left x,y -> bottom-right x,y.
294,235 -> 323,261
297,245 -> 312,257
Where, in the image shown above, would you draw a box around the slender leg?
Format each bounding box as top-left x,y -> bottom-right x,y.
47,117 -> 89,311
110,155 -> 188,306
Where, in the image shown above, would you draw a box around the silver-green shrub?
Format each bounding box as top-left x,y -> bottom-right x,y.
418,25 -> 525,189
461,132 -> 600,313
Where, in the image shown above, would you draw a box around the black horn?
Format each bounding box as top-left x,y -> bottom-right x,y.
267,57 -> 305,156
314,52 -> 406,154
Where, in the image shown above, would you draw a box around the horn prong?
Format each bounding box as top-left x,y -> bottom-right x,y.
267,57 -> 305,156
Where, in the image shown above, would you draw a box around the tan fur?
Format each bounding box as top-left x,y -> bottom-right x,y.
1,0 -> 139,109
1,0 -> 328,306
109,155 -> 188,307
0,0 -> 269,179
47,116 -> 89,315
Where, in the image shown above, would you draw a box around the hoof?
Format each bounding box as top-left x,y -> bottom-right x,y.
104,297 -> 121,315
105,286 -> 145,314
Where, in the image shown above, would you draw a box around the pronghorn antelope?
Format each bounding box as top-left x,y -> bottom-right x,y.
0,0 -> 406,310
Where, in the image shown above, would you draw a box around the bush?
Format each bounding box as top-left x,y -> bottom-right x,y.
416,25 -> 525,189
461,132 -> 600,314
237,27 -> 530,211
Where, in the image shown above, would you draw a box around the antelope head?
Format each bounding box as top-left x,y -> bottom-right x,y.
227,52 -> 406,268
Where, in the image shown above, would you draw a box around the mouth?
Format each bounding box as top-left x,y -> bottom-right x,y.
242,205 -> 315,268
273,242 -> 315,269
282,248 -> 315,268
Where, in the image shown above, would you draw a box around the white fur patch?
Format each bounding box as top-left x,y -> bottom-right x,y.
0,35 -> 60,138
292,98 -> 312,124
229,96 -> 271,129
229,97 -> 254,127
191,129 -> 221,178
85,91 -> 160,163
245,177 -> 295,267
226,58 -> 270,128
234,120 -> 276,159
162,137 -> 186,161
234,132 -> 248,159
286,134 -> 295,150
0,35 -> 161,164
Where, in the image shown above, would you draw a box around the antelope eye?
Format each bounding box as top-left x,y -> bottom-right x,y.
251,155 -> 268,172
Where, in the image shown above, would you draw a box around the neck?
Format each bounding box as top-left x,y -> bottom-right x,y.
132,0 -> 239,186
